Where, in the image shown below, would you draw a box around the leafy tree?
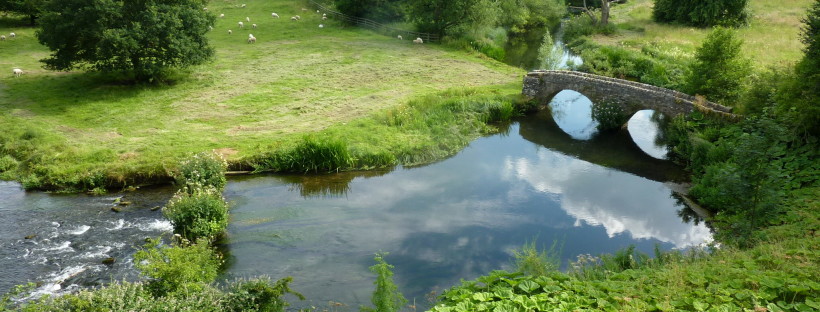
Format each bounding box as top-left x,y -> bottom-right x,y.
685,27 -> 751,105
787,0 -> 820,136
334,0 -> 406,23
653,0 -> 748,27
498,0 -> 565,34
36,0 -> 215,82
409,0 -> 498,37
0,0 -> 46,25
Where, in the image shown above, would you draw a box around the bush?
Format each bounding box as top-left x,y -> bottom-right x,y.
177,151 -> 228,191
134,238 -> 222,297
653,0 -> 749,27
591,101 -> 629,131
685,27 -> 751,106
224,277 -> 304,312
163,186 -> 229,241
574,40 -> 688,90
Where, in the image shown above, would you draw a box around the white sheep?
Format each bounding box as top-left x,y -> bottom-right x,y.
219,13 -> 224,18
296,15 -> 301,20
272,12 -> 279,18
291,16 -> 297,21
397,35 -> 403,40
319,24 -> 324,28
241,3 -> 246,8
252,23 -> 257,28
247,35 -> 256,44
316,10 -> 320,13
13,68 -> 22,77
238,21 -> 244,28
9,32 -> 15,38
228,29 -> 232,34
208,25 -> 213,31
413,37 -> 423,44
323,13 -> 327,17
301,8 -> 308,11
203,7 -> 208,11
322,16 -> 327,20
0,35 -> 5,41
246,17 -> 250,22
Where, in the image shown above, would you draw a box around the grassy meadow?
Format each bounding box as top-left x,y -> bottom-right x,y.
592,0 -> 812,69
0,0 -> 524,191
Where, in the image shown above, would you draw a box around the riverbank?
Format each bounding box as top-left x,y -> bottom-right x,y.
0,0 -> 524,192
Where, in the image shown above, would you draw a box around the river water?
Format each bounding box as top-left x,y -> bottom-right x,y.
0,92 -> 711,309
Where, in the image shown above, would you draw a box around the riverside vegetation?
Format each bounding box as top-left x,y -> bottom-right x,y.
2,0 -> 820,311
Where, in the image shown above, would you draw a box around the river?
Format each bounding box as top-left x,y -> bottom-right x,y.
0,90 -> 711,309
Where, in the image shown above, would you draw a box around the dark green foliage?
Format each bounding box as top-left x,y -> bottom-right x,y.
409,0 -> 498,36
685,27 -> 751,106
333,0 -> 406,23
176,151 -> 228,191
0,0 -> 46,25
498,0 -> 565,34
163,187 -> 229,241
591,101 -> 628,131
783,0 -> 820,136
653,0 -> 749,27
36,0 -> 215,82
224,277 -> 305,312
361,253 -> 407,312
134,238 -> 222,297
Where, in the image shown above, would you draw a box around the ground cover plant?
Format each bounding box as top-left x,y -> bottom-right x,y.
0,0 -> 523,192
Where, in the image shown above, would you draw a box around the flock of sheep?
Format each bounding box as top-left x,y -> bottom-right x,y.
2,32 -> 23,77
7,3 -> 426,77
212,4 -> 329,44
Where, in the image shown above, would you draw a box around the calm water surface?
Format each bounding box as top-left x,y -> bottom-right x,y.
221,104 -> 710,309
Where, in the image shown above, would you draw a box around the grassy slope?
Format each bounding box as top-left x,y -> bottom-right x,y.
592,0 -> 812,69
0,0 -> 523,190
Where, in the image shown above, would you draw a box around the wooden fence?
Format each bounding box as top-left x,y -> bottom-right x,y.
307,0 -> 440,43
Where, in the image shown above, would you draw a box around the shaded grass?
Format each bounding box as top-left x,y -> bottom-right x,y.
0,0 -> 524,191
592,0 -> 812,69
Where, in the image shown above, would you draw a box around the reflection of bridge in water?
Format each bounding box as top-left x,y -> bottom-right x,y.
517,110 -> 688,182
523,70 -> 735,119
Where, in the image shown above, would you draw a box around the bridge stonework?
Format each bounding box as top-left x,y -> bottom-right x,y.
522,70 -> 734,118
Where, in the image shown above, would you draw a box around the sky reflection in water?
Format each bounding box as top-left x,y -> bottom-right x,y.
222,113 -> 711,309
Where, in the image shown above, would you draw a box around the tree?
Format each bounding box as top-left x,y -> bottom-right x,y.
36,0 -> 215,82
685,27 -> 751,105
334,0 -> 406,23
569,0 -> 613,26
0,0 -> 47,25
410,0 -> 498,37
789,0 -> 820,135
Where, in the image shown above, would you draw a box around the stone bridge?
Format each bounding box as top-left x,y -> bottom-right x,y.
522,70 -> 735,118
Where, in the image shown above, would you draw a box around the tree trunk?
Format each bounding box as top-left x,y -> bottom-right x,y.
600,0 -> 610,26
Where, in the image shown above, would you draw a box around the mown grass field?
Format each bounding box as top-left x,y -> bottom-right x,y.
592,0 -> 812,69
0,0 -> 524,191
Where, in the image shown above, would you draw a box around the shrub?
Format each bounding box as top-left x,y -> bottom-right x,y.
163,186 -> 229,241
223,277 -> 304,312
685,27 -> 751,106
177,151 -> 228,191
591,101 -> 628,131
134,238 -> 222,297
653,0 -> 749,27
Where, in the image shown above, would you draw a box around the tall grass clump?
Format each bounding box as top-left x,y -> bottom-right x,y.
512,240 -> 561,277
252,136 -> 354,173
163,186 -> 229,241
176,151 -> 228,191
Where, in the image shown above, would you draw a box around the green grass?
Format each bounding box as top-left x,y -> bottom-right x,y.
592,0 -> 812,69
0,0 -> 524,191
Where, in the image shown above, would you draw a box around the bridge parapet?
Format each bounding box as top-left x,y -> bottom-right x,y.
523,70 -> 736,118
